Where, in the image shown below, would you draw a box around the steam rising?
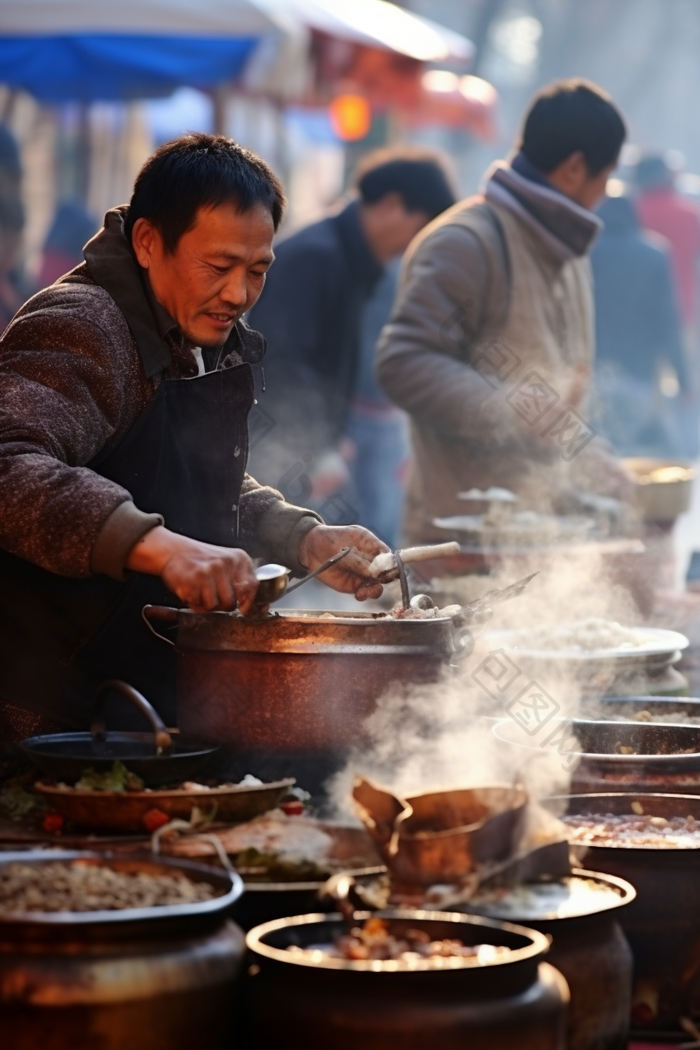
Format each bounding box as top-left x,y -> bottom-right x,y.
327,543 -> 649,818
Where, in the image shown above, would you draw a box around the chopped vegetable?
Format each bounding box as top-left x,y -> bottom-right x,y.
0,774 -> 47,821
41,813 -> 64,833
75,761 -> 145,793
280,800 -> 304,816
142,809 -> 171,832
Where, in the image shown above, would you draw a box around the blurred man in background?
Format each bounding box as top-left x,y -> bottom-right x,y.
0,191 -> 26,331
635,153 -> 700,341
635,152 -> 700,457
592,194 -> 689,457
247,147 -> 456,527
377,79 -> 630,544
0,124 -> 28,333
36,200 -> 98,289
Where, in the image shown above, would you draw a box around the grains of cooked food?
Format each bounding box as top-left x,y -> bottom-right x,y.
512,617 -> 649,653
287,917 -> 512,964
562,812 -> 700,848
0,860 -> 220,912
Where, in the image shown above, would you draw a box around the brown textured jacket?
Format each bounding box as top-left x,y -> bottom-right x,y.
0,207 -> 319,580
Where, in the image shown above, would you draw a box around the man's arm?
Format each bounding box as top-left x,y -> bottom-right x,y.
376,223 -> 524,444
0,295 -> 158,578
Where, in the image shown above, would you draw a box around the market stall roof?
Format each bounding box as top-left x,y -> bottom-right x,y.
0,0 -> 304,102
258,0 -> 474,64
0,0 -> 474,103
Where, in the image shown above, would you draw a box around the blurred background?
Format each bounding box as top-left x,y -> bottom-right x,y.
4,0 -> 700,573
3,0 -> 700,277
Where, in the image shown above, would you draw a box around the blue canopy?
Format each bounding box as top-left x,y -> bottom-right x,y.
0,1 -> 288,102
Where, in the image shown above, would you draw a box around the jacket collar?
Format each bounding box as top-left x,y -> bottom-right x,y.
483,160 -> 602,263
83,205 -> 265,378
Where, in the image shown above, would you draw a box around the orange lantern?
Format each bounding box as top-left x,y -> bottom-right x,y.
329,94 -> 372,141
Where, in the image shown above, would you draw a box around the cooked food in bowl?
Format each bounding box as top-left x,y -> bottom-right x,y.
0,859 -> 221,912
562,812 -> 700,848
287,916 -> 512,964
511,618 -> 651,653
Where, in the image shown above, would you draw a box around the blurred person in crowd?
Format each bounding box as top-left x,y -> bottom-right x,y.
592,194 -> 690,458
635,153 -> 700,337
344,258 -> 409,547
635,152 -> 700,457
36,200 -> 98,289
0,133 -> 388,739
247,148 -> 456,524
0,125 -> 22,197
377,79 -> 631,544
0,191 -> 26,332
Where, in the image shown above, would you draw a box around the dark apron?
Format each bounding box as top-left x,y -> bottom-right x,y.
0,362 -> 254,729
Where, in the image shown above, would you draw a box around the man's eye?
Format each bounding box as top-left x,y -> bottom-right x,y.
251,270 -> 268,280
211,265 -> 229,275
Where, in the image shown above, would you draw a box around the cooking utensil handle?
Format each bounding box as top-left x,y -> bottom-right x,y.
284,546 -> 352,594
142,604 -> 178,647
91,679 -> 173,753
395,551 -> 411,609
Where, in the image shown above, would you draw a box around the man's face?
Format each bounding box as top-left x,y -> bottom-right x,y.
132,201 -> 275,348
575,163 -> 617,211
547,152 -> 618,212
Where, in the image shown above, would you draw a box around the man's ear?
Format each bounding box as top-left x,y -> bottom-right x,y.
131,217 -> 158,269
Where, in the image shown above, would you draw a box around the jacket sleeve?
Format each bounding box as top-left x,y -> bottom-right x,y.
0,300 -> 157,579
376,224 -> 523,443
237,473 -> 321,575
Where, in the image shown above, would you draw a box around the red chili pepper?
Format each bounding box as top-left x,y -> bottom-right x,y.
281,800 -> 304,816
42,813 -> 64,833
142,808 -> 170,832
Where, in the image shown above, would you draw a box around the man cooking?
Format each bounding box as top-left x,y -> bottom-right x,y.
0,133 -> 388,740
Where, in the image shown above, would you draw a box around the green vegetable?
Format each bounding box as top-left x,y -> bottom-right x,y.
0,774 -> 47,821
75,761 -> 145,793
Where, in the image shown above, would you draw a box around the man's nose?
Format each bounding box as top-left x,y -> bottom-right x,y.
219,269 -> 249,309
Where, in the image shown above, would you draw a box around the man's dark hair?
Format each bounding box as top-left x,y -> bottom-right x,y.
519,79 -> 626,176
354,147 -> 456,220
125,132 -> 286,253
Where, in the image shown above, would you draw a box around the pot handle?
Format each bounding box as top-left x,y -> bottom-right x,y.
142,604 -> 178,648
91,679 -> 172,753
449,620 -> 476,662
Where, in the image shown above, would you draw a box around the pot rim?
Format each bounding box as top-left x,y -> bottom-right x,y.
0,849 -> 242,926
246,909 -> 551,973
493,717 -> 700,767
544,792 -> 700,852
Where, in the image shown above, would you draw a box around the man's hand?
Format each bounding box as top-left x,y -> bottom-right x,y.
297,524 -> 390,601
126,526 -> 259,614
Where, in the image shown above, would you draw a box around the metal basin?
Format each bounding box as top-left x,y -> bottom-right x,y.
544,792 -> 700,1035
493,717 -> 700,794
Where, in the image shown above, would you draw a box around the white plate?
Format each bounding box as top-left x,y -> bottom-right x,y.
484,626 -> 690,661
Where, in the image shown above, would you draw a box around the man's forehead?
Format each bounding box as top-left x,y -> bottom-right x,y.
185,202 -> 274,255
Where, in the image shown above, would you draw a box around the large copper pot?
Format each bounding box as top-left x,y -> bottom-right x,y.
244,910 -> 569,1050
146,607 -> 467,760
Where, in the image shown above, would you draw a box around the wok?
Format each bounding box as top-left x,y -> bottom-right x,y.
20,680 -> 219,787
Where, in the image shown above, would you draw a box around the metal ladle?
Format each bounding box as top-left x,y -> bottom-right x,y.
253,547 -> 353,609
